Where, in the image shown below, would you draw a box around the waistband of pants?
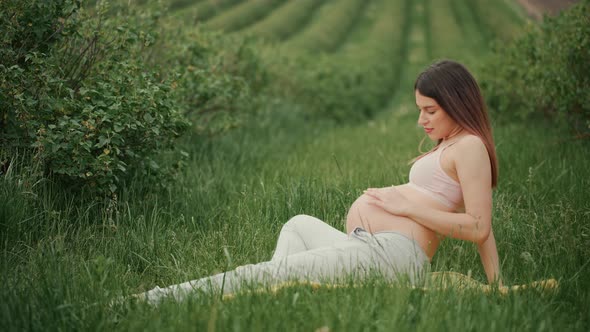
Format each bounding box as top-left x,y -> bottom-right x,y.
349,227 -> 430,263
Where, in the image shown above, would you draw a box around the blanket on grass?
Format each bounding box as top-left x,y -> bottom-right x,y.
222,272 -> 558,300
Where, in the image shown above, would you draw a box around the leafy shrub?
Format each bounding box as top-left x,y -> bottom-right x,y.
480,0 -> 590,138
1,1 -> 189,196
157,29 -> 267,137
0,0 -> 79,145
1,0 -> 269,197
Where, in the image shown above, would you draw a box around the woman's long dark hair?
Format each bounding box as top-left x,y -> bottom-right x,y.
414,60 -> 498,188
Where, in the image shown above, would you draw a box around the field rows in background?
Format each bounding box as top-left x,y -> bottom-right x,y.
170,0 -> 244,24
330,0 -> 407,58
274,0 -> 412,122
233,0 -> 413,124
451,0 -> 491,50
471,0 -> 525,41
168,0 -> 204,11
271,0 -> 521,185
448,0 -> 484,48
240,0 -> 326,42
281,0 -> 368,53
203,0 -> 287,33
336,0 -> 383,49
279,0 -> 427,182
405,0 -> 429,65
427,0 -> 470,61
337,0 -> 410,98
167,0 -> 522,53
424,0 -> 523,71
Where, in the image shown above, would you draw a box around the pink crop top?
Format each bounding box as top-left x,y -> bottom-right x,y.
408,143 -> 463,209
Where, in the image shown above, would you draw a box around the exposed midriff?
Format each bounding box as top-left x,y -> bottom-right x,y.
345,184 -> 458,260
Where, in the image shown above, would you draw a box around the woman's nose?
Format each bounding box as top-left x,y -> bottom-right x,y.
417,111 -> 428,125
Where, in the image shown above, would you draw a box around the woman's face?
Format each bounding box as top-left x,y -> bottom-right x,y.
415,89 -> 461,141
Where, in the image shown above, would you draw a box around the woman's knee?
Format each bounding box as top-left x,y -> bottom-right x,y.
283,214 -> 316,230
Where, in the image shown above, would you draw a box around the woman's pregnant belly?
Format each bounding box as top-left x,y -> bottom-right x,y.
345,184 -> 455,260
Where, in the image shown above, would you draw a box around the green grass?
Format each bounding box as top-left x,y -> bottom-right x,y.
2,92 -> 589,331
2,0 -> 589,330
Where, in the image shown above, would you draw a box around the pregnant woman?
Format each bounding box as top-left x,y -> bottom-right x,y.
128,60 -> 501,305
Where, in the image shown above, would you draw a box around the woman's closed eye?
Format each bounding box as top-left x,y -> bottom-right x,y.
418,108 -> 437,115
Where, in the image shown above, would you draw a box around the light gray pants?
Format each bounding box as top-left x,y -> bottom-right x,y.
138,214 -> 430,305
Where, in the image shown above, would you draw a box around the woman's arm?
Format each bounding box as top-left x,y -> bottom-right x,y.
365,136 -> 501,283
478,229 -> 502,285
366,136 -> 493,244
401,201 -> 491,244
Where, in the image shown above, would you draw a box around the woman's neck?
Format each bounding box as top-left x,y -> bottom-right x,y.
442,127 -> 466,145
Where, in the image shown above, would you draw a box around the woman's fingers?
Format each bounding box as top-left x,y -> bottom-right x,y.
363,189 -> 381,200
367,199 -> 382,207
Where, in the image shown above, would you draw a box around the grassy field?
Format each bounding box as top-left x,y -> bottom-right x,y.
1,0 -> 589,331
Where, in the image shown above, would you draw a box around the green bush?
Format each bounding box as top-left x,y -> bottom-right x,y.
1,0 -> 270,197
1,1 -> 189,196
480,0 -> 590,138
158,29 -> 267,137
0,0 -> 79,145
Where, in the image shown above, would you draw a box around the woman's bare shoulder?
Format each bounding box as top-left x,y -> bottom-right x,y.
455,134 -> 486,152
454,135 -> 490,167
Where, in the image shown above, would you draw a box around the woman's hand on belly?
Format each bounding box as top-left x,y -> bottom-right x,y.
363,187 -> 414,217
345,190 -> 415,234
345,186 -> 446,259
